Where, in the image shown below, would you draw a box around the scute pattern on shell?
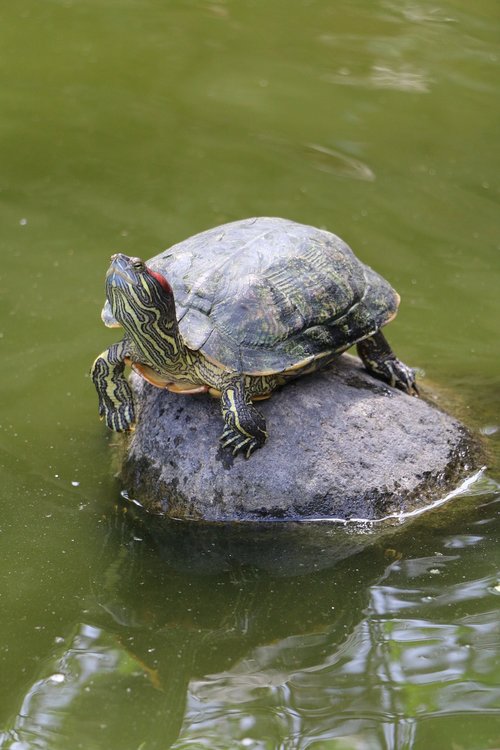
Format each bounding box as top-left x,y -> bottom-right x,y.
146,217 -> 399,374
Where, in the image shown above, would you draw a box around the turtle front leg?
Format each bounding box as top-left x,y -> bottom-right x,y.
356,330 -> 418,395
91,339 -> 136,431
220,377 -> 268,458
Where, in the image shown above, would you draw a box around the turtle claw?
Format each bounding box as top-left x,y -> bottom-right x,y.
385,359 -> 418,396
101,401 -> 135,432
114,407 -> 135,432
220,431 -> 240,449
231,438 -> 251,457
95,379 -> 135,432
219,428 -> 262,459
370,357 -> 418,396
244,441 -> 260,459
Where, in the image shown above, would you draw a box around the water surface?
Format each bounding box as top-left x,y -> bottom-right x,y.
0,1 -> 499,748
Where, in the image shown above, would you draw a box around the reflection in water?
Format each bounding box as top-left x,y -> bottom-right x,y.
3,624 -> 166,750
324,65 -> 432,93
255,134 -> 377,183
305,143 -> 375,182
2,492 -> 500,750
171,548 -> 500,749
381,1 -> 457,25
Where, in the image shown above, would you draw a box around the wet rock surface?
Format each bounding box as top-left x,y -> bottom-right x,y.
119,354 -> 482,522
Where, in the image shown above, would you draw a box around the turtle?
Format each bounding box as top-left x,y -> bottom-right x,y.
91,217 -> 417,457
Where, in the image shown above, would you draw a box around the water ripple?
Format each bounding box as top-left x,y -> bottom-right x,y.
324,64 -> 432,93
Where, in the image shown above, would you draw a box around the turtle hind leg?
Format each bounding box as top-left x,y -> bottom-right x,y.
91,340 -> 136,431
356,331 -> 418,396
220,377 -> 268,458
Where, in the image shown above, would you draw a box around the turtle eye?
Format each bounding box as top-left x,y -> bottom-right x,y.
131,258 -> 144,270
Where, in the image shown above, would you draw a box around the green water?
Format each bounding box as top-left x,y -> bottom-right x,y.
0,1 -> 499,748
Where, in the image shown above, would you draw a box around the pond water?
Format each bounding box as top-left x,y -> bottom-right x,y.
0,1 -> 499,748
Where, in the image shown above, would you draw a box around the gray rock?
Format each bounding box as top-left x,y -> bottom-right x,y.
119,354 -> 482,523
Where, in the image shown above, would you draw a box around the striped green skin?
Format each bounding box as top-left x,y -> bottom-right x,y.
91,254 -> 289,452
91,218 -> 412,456
219,378 -> 268,456
101,256 -> 286,394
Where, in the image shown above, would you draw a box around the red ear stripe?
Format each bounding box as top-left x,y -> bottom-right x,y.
147,267 -> 173,294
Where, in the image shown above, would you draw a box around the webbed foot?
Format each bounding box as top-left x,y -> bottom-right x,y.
370,356 -> 418,395
220,378 -> 268,457
91,341 -> 136,432
98,387 -> 136,432
357,331 -> 418,396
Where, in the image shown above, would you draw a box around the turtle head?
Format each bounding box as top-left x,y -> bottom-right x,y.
104,253 -> 176,335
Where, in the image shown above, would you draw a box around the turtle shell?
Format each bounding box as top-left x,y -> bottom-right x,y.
145,217 -> 399,375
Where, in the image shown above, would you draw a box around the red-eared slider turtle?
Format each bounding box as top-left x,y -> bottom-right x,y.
91,217 -> 417,457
